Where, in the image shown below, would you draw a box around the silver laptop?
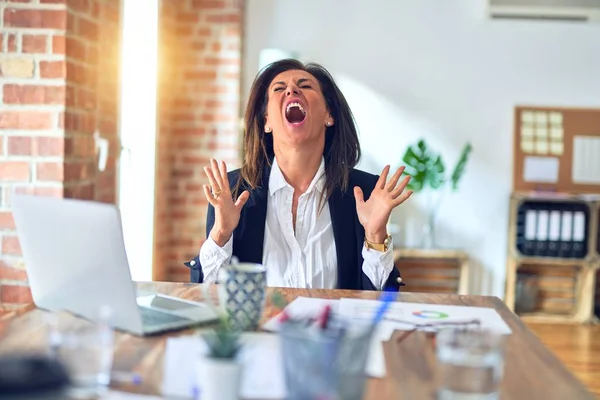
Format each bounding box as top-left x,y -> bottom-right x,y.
11,193 -> 219,336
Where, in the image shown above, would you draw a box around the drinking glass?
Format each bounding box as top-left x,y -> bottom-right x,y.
279,319 -> 374,400
50,307 -> 114,399
435,328 -> 507,400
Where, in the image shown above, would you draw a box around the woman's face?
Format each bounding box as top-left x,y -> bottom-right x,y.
264,69 -> 333,150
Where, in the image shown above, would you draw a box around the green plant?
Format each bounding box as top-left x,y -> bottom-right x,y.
201,316 -> 243,359
270,290 -> 288,310
401,139 -> 472,192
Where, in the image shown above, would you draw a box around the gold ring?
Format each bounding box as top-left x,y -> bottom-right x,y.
212,189 -> 222,198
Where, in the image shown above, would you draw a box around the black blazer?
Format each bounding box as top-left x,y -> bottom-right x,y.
183,166 -> 405,291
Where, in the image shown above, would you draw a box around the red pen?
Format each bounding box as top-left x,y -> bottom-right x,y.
318,304 -> 332,329
278,309 -> 290,323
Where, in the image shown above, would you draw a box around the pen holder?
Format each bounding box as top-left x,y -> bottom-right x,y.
279,319 -> 374,400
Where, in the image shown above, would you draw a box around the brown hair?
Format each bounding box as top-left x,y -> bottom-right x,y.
236,59 -> 361,199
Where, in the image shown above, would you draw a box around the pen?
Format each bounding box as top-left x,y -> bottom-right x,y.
111,371 -> 142,385
317,304 -> 332,329
372,290 -> 395,325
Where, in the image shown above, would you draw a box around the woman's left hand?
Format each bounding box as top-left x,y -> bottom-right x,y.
354,165 -> 413,244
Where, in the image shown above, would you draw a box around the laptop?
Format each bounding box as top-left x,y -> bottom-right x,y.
11,193 -> 219,336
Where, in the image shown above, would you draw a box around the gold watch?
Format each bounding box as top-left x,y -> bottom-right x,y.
364,234 -> 392,252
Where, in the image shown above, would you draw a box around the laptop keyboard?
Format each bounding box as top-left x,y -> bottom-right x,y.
139,307 -> 190,327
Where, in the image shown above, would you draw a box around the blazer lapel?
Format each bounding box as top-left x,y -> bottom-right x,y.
235,168 -> 270,264
328,187 -> 357,289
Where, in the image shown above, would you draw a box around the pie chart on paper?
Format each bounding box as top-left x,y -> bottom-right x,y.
412,310 -> 449,319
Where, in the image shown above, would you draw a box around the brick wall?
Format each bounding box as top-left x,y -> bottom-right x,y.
155,0 -> 243,282
0,0 -> 243,307
0,0 -> 121,307
64,0 -> 120,202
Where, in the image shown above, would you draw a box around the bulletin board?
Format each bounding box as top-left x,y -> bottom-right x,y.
513,105 -> 600,194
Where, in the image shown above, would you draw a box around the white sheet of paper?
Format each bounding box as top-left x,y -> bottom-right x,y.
523,156 -> 559,183
261,296 -> 340,332
237,333 -> 287,399
365,321 -> 397,378
104,391 -> 162,400
338,298 -> 512,335
572,135 -> 600,184
162,333 -> 286,399
162,335 -> 204,399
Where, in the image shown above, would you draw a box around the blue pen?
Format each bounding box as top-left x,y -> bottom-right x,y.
111,371 -> 142,385
372,290 -> 396,325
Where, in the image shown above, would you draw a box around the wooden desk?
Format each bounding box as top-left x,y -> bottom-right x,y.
0,282 -> 594,399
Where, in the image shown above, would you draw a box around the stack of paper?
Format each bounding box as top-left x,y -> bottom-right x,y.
159,297 -> 513,398
161,333 -> 286,399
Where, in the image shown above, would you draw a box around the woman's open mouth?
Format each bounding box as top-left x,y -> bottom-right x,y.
285,101 -> 306,125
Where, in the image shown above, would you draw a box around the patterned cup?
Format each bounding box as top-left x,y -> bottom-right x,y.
217,262 -> 267,331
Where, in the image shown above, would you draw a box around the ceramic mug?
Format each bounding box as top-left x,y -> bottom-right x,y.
217,262 -> 267,331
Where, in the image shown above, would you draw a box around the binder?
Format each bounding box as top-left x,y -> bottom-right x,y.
516,200 -> 589,260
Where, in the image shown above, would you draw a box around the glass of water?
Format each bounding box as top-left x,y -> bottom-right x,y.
51,307 -> 114,399
435,328 -> 507,400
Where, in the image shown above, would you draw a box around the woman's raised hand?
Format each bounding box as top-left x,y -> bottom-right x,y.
354,165 -> 413,244
202,159 -> 250,247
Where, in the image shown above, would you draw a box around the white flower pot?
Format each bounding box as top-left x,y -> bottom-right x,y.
197,356 -> 241,400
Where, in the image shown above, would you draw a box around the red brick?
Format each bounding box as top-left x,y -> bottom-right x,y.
2,236 -> 22,256
0,263 -> 27,281
35,137 -> 63,157
184,70 -> 217,80
0,285 -> 32,304
64,161 -> 84,180
77,88 -> 96,110
6,34 -> 18,52
0,213 -> 16,231
192,0 -> 227,9
0,162 -> 30,181
206,12 -> 240,23
52,35 -> 65,54
33,186 -> 62,197
69,0 -> 89,14
7,136 -> 32,156
3,9 -> 66,30
36,162 -> 63,181
22,35 -> 47,54
66,37 -> 86,61
77,17 -> 98,42
3,84 -> 65,105
0,111 -> 54,130
39,60 -> 65,79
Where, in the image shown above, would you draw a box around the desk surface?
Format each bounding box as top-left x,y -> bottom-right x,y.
0,282 -> 594,400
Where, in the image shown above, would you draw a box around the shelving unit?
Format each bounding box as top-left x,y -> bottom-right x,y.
394,249 -> 469,295
506,105 -> 600,324
505,192 -> 599,324
595,267 -> 600,320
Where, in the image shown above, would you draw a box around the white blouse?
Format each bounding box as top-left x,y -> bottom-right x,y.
199,157 -> 395,289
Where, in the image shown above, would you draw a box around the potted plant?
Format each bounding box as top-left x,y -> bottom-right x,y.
197,316 -> 244,400
401,139 -> 472,248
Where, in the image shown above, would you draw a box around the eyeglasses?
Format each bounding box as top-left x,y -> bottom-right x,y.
380,317 -> 483,344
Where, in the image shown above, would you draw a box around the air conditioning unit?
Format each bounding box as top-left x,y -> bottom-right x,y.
488,0 -> 600,22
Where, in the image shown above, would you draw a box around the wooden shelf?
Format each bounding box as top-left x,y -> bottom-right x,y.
505,193 -> 599,324
394,248 -> 469,295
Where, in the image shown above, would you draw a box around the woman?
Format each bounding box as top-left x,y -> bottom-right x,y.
184,59 -> 412,291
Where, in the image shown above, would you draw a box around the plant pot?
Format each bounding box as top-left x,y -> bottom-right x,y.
197,356 -> 242,400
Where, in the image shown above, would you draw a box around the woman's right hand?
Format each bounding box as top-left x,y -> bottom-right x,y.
202,159 -> 250,247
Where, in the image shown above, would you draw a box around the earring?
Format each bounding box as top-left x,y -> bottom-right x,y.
265,126 -> 272,133
326,120 -> 333,127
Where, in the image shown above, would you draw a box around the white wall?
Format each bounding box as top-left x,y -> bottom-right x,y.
243,0 -> 600,298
